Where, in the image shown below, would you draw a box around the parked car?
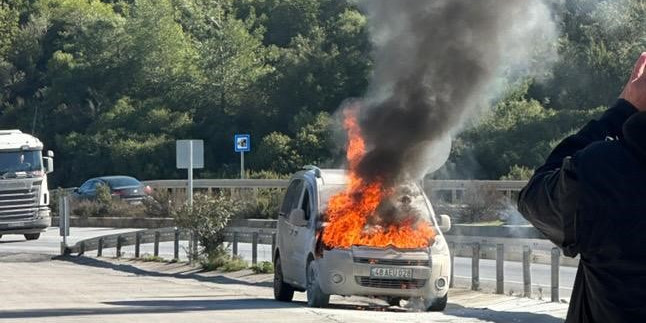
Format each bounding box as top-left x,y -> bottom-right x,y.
273,167 -> 452,310
74,176 -> 152,204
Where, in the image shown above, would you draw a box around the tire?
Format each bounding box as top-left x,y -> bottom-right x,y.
426,293 -> 448,311
387,297 -> 402,307
273,256 -> 295,302
306,259 -> 330,308
0,234 -> 3,240
24,233 -> 40,241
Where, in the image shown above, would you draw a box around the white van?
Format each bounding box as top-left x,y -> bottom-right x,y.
273,167 -> 451,310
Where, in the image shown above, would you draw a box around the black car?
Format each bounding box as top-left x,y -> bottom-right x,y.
74,176 -> 152,204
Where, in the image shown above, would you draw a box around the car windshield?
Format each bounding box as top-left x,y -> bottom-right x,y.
319,182 -> 433,222
104,177 -> 141,188
0,150 -> 43,173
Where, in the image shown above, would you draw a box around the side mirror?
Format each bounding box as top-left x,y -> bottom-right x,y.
438,214 -> 452,233
289,209 -> 308,227
43,157 -> 54,174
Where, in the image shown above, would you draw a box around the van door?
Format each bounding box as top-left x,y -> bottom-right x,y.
278,179 -> 304,282
290,182 -> 316,286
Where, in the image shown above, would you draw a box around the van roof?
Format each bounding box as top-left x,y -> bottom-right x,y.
318,169 -> 348,186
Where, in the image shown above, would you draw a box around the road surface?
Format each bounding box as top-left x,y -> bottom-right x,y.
0,227 -> 576,299
0,251 -> 568,322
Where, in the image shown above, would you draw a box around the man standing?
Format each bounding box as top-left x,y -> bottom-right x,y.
518,53 -> 646,322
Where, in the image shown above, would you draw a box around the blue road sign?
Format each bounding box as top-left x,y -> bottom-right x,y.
234,134 -> 251,152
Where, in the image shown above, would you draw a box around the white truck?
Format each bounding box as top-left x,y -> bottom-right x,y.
0,130 -> 54,241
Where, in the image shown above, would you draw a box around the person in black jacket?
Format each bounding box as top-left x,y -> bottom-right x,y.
518,52 -> 646,323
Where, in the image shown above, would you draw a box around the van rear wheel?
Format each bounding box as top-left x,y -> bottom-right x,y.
273,256 -> 294,302
306,259 -> 329,308
24,233 -> 40,241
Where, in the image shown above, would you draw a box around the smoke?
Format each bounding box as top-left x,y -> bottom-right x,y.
353,0 -> 560,186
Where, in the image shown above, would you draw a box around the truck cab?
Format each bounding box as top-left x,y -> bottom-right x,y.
0,130 -> 54,241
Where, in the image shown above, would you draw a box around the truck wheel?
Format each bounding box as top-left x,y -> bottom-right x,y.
273,256 -> 294,302
426,293 -> 448,311
306,259 -> 330,308
24,233 -> 40,241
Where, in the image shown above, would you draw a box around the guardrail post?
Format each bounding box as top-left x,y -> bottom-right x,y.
271,233 -> 276,259
174,228 -> 180,260
192,230 -> 198,260
523,245 -> 532,297
154,231 -> 160,257
135,232 -> 141,258
449,242 -> 455,288
116,235 -> 122,258
97,238 -> 103,257
232,232 -> 239,256
472,242 -> 480,291
551,247 -> 560,302
496,243 -> 504,294
252,232 -> 258,265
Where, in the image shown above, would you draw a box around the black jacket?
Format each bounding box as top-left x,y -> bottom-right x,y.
518,99 -> 646,323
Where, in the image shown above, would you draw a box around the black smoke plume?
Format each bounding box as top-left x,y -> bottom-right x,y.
354,0 -> 558,186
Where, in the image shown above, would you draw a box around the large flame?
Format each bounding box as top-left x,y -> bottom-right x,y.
322,107 -> 436,249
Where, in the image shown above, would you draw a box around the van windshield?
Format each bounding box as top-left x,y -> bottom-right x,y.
0,150 -> 43,174
319,183 -> 433,223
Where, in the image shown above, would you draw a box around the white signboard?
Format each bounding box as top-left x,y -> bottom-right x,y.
176,140 -> 204,169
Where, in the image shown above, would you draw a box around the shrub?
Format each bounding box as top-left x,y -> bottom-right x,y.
453,183 -> 507,223
199,247 -> 248,272
172,193 -> 239,262
250,261 -> 274,274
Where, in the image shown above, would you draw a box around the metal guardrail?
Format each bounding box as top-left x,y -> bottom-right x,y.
67,225 -> 563,303
142,178 -> 528,204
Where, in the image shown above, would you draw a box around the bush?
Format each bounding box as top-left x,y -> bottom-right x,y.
453,183 -> 507,223
234,188 -> 285,219
143,189 -> 184,218
71,197 -> 147,218
250,261 -> 274,274
500,165 -> 534,180
172,193 -> 239,262
200,247 -> 248,272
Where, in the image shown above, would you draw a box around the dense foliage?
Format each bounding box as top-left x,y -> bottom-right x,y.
0,0 -> 645,186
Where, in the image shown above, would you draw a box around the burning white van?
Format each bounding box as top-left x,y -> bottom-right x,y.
273,166 -> 451,310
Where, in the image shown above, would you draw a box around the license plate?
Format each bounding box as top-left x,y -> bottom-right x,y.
7,222 -> 22,228
370,267 -> 412,279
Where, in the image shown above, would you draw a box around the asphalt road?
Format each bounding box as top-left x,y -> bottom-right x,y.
0,227 -> 575,300
0,252 -> 568,322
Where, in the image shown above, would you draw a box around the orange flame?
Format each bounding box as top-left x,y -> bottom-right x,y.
322,107 -> 436,249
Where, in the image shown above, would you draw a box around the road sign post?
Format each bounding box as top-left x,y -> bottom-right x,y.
234,134 -> 250,179
176,140 -> 204,206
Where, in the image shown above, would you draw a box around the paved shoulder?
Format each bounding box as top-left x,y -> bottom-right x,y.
0,255 -> 566,322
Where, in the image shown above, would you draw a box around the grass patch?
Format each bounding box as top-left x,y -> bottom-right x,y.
201,253 -> 248,272
140,254 -> 166,262
250,261 -> 274,274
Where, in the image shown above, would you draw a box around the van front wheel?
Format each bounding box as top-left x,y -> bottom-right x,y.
306,259 -> 330,308
426,293 -> 448,311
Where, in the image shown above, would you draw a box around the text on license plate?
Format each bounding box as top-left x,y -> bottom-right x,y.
370,267 -> 412,279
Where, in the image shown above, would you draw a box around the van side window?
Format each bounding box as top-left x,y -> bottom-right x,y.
301,188 -> 310,221
280,179 -> 303,217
